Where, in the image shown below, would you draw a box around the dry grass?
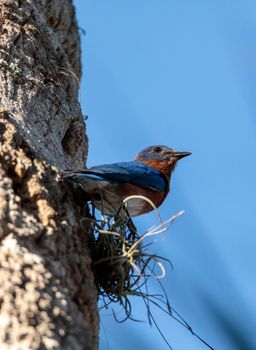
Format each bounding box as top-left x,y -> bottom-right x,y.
82,196 -> 213,350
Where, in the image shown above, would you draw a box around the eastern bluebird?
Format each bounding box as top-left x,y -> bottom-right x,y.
63,145 -> 191,217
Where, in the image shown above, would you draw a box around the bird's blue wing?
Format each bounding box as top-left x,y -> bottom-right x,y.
65,162 -> 167,192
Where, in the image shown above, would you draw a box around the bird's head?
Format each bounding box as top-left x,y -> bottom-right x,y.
135,145 -> 191,177
136,145 -> 191,163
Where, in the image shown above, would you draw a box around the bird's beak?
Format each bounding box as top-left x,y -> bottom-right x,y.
173,151 -> 192,159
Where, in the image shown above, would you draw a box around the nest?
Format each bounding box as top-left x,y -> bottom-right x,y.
83,197 -> 182,320
81,197 -> 213,350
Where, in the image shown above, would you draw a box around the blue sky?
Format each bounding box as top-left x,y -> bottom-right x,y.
74,1 -> 256,349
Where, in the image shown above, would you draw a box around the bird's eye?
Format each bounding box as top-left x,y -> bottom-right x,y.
153,146 -> 162,153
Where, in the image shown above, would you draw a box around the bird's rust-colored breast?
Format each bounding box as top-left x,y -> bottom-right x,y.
139,159 -> 174,180
116,182 -> 169,216
89,181 -> 168,216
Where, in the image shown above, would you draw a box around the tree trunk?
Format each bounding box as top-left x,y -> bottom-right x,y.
0,1 -> 98,349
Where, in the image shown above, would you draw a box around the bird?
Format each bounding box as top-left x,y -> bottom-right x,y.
63,145 -> 191,217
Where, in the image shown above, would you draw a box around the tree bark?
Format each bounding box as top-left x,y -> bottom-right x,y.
0,1 -> 98,349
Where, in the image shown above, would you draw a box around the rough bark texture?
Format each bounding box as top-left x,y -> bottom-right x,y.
0,1 -> 98,349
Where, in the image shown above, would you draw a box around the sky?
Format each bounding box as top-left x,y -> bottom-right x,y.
73,1 -> 256,349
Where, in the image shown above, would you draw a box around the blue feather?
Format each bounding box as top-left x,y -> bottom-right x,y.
66,161 -> 167,192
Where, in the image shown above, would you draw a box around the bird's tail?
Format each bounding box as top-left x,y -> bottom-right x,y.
62,170 -> 87,182
62,170 -> 110,191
